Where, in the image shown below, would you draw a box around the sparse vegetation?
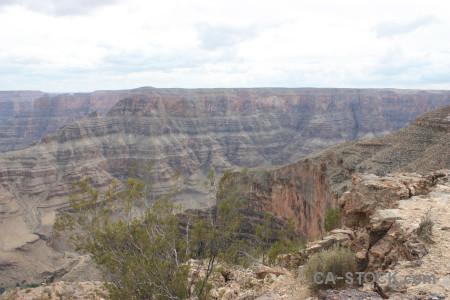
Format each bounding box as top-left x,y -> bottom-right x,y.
0,290 -> 18,300
55,163 -> 192,299
242,277 -> 258,289
54,165 -> 291,299
303,245 -> 356,292
417,209 -> 434,243
54,164 -> 303,299
254,212 -> 275,264
265,218 -> 304,266
324,206 -> 341,232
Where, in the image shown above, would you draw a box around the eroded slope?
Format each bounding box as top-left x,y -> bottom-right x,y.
233,105 -> 449,238
0,89 -> 449,286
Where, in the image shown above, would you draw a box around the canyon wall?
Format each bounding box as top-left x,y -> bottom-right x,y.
0,87 -> 449,285
0,91 -> 45,122
0,90 -> 124,152
0,87 -> 449,156
232,105 -> 449,239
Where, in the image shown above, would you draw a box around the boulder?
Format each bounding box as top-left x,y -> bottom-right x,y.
255,267 -> 286,279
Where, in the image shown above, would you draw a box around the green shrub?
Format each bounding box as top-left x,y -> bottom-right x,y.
55,165 -> 251,300
266,241 -> 283,265
55,163 -> 306,299
303,245 -> 356,292
324,207 -> 341,232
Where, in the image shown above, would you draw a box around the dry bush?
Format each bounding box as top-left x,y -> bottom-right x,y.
417,209 -> 434,243
303,245 -> 356,292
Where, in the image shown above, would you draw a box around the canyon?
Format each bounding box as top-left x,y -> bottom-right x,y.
0,87 -> 449,155
232,105 -> 449,239
5,169 -> 449,299
0,87 -> 449,287
0,90 -> 124,152
0,91 -> 44,122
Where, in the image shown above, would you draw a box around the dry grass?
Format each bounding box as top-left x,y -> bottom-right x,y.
303,245 -> 356,292
417,209 -> 435,243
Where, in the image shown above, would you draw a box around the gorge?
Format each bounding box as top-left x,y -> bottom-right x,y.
0,87 -> 449,287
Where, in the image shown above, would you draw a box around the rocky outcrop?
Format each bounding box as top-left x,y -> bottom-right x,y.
340,172 -> 446,271
339,172 -> 441,230
2,263 -> 310,300
280,171 -> 449,299
1,281 -> 107,299
233,105 -> 449,239
309,289 -> 383,299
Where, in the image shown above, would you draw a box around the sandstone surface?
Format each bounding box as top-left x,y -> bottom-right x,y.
278,171 -> 449,299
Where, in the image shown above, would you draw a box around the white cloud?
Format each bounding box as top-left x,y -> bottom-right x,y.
0,0 -> 450,91
374,15 -> 438,38
0,0 -> 121,16
195,23 -> 262,50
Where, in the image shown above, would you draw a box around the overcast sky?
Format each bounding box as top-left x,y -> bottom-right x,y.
0,0 -> 449,92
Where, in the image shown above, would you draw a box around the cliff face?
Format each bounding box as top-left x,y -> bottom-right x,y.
0,91 -> 44,121
1,87 -> 450,155
0,90 -> 124,152
225,162 -> 336,239
279,170 -> 450,299
0,88 -> 449,285
234,105 -> 449,238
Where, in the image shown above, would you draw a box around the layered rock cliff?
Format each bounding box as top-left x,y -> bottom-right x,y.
1,87 -> 450,155
0,90 -> 124,152
232,105 -> 449,239
0,88 -> 449,286
0,91 -> 44,122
